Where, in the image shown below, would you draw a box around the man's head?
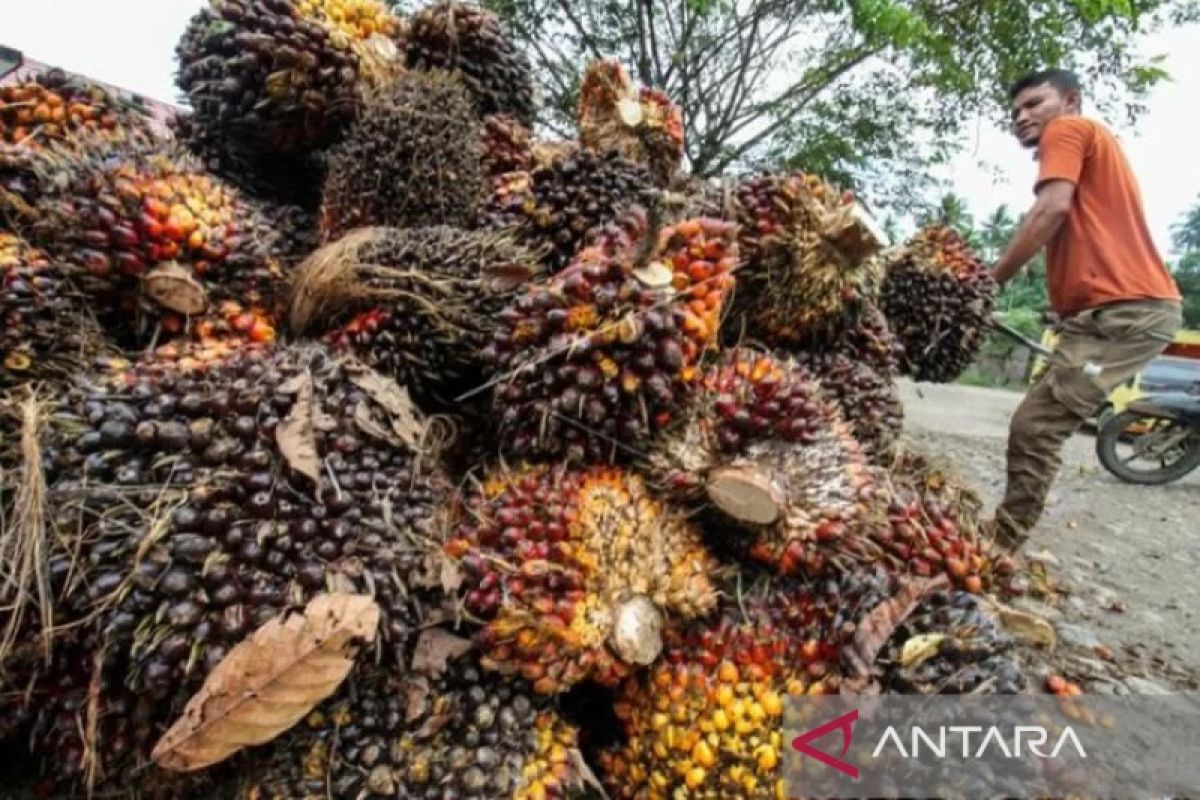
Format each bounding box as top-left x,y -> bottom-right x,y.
1009,69 -> 1083,148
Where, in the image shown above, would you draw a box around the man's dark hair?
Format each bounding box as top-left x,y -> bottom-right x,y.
1008,69 -> 1083,100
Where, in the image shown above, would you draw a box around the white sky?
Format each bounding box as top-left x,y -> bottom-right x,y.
4,1 -> 1196,257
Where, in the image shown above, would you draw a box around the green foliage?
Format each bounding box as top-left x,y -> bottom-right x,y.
919,195 -> 1051,313
1170,197 -> 1200,327
467,0 -> 1195,212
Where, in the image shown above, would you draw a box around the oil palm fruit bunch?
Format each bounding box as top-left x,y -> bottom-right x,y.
20,343 -> 452,784
446,462 -> 719,694
319,70 -> 485,241
481,148 -> 661,272
484,212 -> 737,461
881,225 -> 998,382
879,448 -> 991,593
482,113 -> 534,182
240,655 -> 589,799
649,349 -> 885,578
405,1 -> 536,126
171,111 -> 326,209
597,568 -> 899,800
291,225 -> 541,409
175,0 -> 405,157
717,172 -> 886,347
1,231 -> 106,388
0,133 -> 286,347
877,588 -> 1025,694
0,68 -> 147,150
795,301 -> 904,464
578,59 -> 684,186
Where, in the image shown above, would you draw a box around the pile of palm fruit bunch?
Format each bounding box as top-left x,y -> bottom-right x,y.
881,225 -> 999,382
0,2 -> 1034,797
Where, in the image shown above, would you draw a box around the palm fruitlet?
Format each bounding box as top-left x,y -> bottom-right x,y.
176,0 -> 405,157
7,343 -> 453,791
482,113 -> 534,182
879,448 -> 994,592
797,302 -> 905,463
405,1 -> 536,125
650,348 -> 884,577
484,212 -> 737,461
1,69 -> 146,150
578,59 -> 685,186
0,133 -> 285,347
881,225 -> 998,382
482,148 -> 661,272
320,70 -> 485,241
447,463 -> 719,694
291,225 -> 541,409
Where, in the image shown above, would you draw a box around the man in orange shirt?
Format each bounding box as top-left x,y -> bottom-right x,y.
986,69 -> 1182,552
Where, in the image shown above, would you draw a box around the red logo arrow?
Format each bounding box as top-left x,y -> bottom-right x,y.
791,708 -> 860,780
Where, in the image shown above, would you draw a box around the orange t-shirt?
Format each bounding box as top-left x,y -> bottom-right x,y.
1036,116 -> 1180,317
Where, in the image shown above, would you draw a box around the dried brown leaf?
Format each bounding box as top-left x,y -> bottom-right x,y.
276,374 -> 321,485
410,628 -> 472,677
404,677 -> 431,723
152,593 -> 380,772
349,368 -> 423,449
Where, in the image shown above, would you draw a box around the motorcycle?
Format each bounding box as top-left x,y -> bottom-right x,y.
1094,386 -> 1200,485
985,315 -> 1200,485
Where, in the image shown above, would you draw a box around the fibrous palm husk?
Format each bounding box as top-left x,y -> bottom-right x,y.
578,59 -> 684,186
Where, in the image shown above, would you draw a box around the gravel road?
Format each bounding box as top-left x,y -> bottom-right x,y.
900,380 -> 1200,690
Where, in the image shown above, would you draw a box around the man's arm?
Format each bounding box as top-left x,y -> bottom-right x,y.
991,180 -> 1075,285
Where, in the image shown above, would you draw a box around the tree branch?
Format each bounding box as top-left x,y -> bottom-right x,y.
553,0 -> 606,61
702,45 -> 882,175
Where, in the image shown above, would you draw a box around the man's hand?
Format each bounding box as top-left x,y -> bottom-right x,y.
991,179 -> 1075,285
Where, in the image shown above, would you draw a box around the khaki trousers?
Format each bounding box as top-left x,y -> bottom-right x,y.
995,299 -> 1183,548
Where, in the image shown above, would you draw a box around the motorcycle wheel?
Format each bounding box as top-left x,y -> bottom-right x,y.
1095,409 -> 1200,485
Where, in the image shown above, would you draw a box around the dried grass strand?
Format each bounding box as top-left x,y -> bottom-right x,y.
0,387 -> 54,664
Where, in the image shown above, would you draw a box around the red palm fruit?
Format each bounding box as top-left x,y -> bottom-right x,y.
0,69 -> 147,151
0,132 -> 288,349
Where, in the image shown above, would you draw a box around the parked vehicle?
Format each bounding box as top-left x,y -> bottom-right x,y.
1095,381 -> 1200,485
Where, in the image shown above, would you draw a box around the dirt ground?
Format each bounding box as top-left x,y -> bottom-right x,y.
899,379 -> 1200,691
